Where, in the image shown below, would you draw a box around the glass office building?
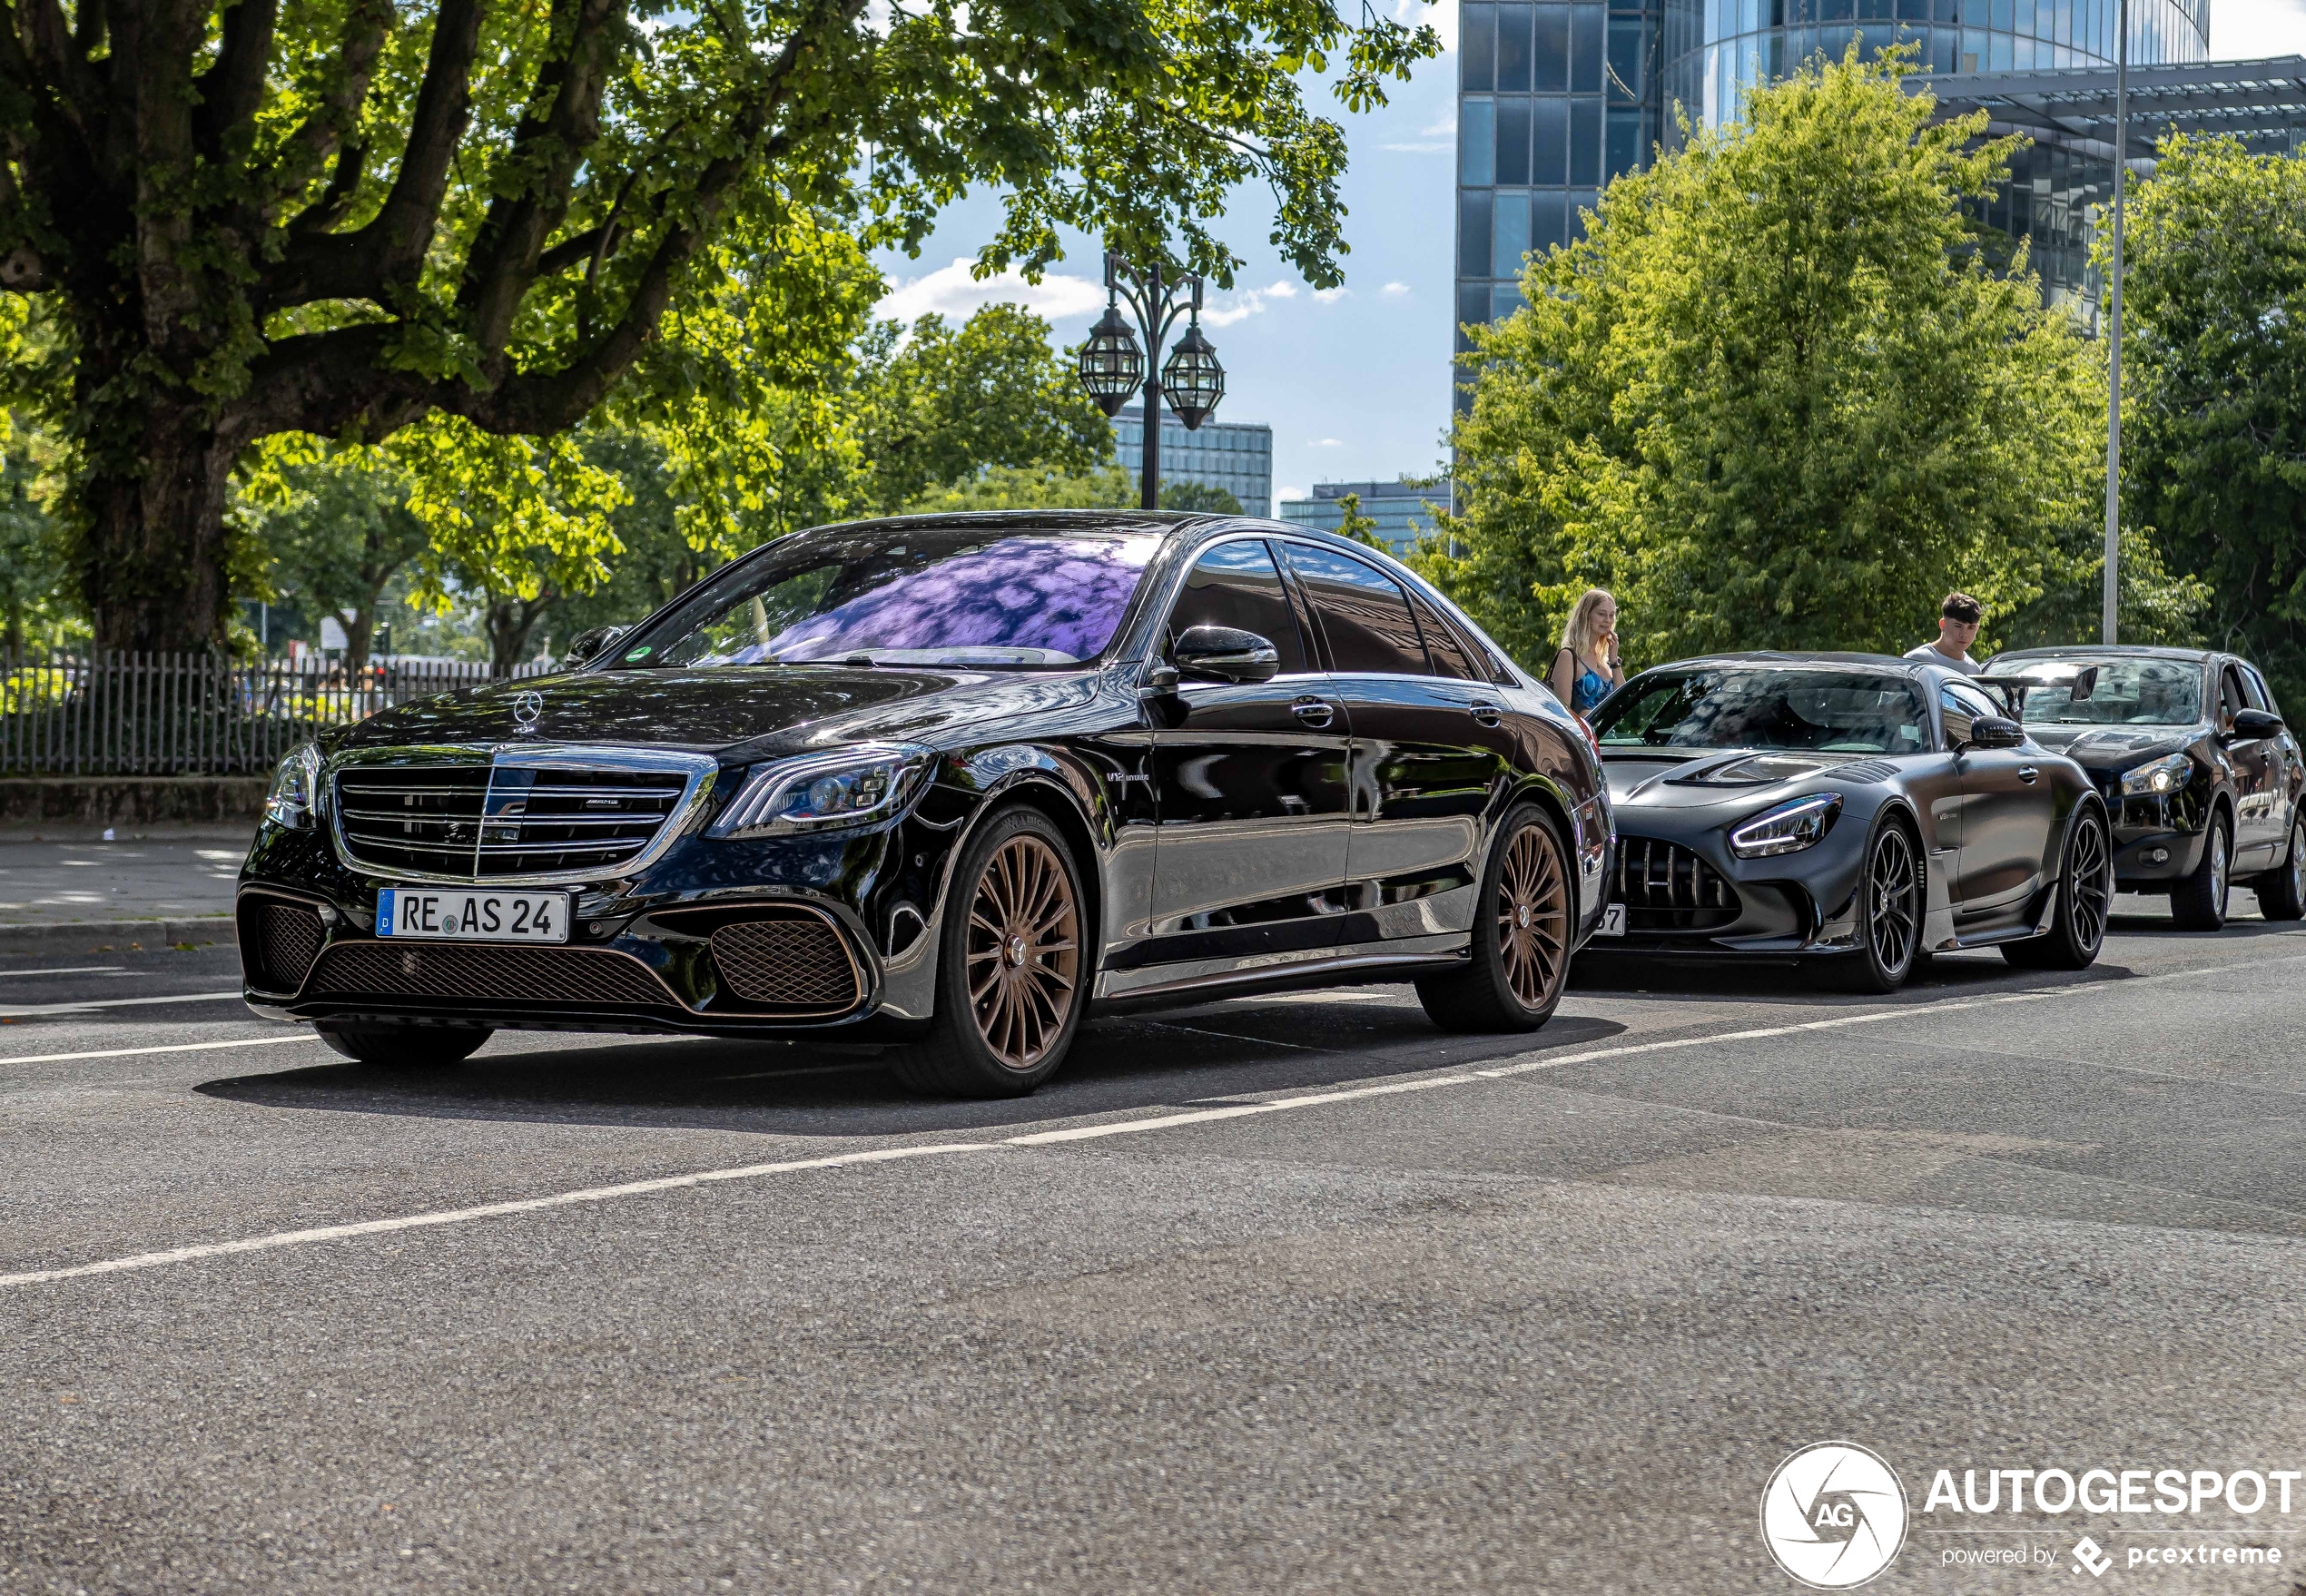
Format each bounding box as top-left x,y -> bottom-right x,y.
1277,479 -> 1454,556
1109,406 -> 1275,517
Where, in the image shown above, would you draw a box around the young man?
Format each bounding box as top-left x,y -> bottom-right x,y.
1907,592 -> 1983,675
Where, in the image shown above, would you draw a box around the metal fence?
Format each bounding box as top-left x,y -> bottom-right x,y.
0,653 -> 555,777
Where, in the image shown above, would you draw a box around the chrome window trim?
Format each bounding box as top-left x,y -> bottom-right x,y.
326,743 -> 719,887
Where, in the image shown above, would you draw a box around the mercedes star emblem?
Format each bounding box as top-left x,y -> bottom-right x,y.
512,690 -> 545,729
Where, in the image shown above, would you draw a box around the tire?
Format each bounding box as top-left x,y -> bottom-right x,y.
1833,815 -> 1923,994
2171,811 -> 2232,931
889,806 -> 1089,1098
1416,803 -> 1572,1033
2252,814 -> 2306,922
2002,801 -> 2112,970
316,1021 -> 492,1068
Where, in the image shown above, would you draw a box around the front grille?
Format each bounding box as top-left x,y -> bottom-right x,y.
337,762 -> 690,878
710,915 -> 862,1011
1612,835 -> 1742,931
241,899 -> 324,991
304,942 -> 679,1008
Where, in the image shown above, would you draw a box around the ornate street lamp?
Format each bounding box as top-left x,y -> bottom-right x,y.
1076,252 -> 1227,510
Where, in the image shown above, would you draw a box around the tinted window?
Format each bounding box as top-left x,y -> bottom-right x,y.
1408,591 -> 1480,680
1593,669 -> 1927,754
1986,656 -> 2204,726
1285,545 -> 1427,675
2221,665 -> 2248,726
1164,540 -> 1309,675
2244,665 -> 2280,715
1941,680 -> 2001,746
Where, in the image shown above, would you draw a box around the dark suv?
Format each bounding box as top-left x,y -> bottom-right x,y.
1982,647 -> 2305,930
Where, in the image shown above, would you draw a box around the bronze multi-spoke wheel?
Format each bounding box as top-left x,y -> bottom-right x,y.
1418,803 -> 1572,1033
2005,801 -> 2114,970
1837,818 -> 1923,993
892,806 -> 1090,1098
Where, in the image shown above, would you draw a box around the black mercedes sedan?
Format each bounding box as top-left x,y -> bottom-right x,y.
1980,646 -> 2306,930
237,512 -> 1611,1096
1585,653 -> 2111,990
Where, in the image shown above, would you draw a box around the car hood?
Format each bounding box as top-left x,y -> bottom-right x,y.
332,665 -> 1104,761
2021,724 -> 2200,771
1603,748 -> 1901,813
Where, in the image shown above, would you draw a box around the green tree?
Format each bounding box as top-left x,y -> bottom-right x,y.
1330,490 -> 1384,548
0,0 -> 1435,656
238,440 -> 431,672
1158,479 -> 1246,514
2118,133 -> 2306,706
1424,48 -> 2104,670
910,462 -> 1137,513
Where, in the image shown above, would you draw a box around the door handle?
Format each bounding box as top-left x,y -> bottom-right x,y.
1290,697 -> 1335,730
1468,700 -> 1505,726
2018,765 -> 2039,784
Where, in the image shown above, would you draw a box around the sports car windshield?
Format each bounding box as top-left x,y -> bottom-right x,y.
614,530 -> 1162,669
1986,658 -> 2204,726
1593,669 -> 1930,754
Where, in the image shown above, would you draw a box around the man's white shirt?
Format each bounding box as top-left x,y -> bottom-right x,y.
1905,642 -> 1981,675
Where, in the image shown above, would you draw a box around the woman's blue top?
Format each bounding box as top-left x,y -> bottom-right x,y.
1561,651 -> 1611,714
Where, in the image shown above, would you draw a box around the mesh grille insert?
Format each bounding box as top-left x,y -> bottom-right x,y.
243,901 -> 324,991
710,916 -> 862,1010
1611,835 -> 1742,931
306,942 -> 678,1009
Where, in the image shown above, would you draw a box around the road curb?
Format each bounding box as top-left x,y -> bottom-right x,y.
0,917 -> 236,956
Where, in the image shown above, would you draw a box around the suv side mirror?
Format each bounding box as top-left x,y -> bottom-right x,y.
1965,714 -> 2025,751
1173,626 -> 1280,685
565,624 -> 627,666
2232,707 -> 2284,739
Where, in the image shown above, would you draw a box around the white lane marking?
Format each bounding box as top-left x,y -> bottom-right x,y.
0,990 -> 246,1019
1130,1019 -> 1325,1051
0,966 -> 127,980
0,1033 -> 322,1068
9,950 -> 2303,1291
0,1143 -> 998,1287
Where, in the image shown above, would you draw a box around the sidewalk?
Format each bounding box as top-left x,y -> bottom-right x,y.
0,832 -> 246,953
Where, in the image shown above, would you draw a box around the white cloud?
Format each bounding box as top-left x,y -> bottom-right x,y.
1201,279 -> 1299,327
1421,108 -> 1457,137
1405,0 -> 1459,54
1314,286 -> 1351,304
877,257 -> 1106,324
1381,142 -> 1454,153
1309,438 -> 1345,448
2212,0 -> 2306,57
1278,485 -> 1309,505
1381,281 -> 1412,298
1385,105 -> 1457,153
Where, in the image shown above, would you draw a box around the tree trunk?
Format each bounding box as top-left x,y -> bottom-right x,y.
76,397 -> 238,655
487,592 -> 553,675
338,607 -> 377,676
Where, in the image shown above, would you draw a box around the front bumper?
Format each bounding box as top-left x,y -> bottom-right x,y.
1583,820 -> 1867,958
2099,788 -> 2212,887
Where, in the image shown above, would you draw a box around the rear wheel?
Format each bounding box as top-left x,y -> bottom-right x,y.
2252,815 -> 2306,921
891,807 -> 1088,1098
2003,802 -> 2112,970
1416,804 -> 1572,1033
1834,818 -> 1922,994
2171,813 -> 2232,931
316,1021 -> 492,1068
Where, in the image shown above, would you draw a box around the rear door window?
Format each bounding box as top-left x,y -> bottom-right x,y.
1283,545 -> 1427,676
1407,591 -> 1481,680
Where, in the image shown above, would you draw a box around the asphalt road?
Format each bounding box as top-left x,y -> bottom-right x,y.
5,893 -> 2306,1595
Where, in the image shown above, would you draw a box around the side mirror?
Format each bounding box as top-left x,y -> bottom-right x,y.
2232,707 -> 2284,739
565,624 -> 626,666
1965,714 -> 2025,751
1172,625 -> 1280,685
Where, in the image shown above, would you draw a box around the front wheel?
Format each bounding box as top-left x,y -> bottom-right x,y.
317,1021 -> 492,1068
2171,813 -> 2232,931
1834,817 -> 1923,994
2253,815 -> 2306,921
2003,802 -> 2112,970
1416,803 -> 1572,1033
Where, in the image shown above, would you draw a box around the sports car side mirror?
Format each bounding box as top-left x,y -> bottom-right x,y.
565,624 -> 627,666
1173,626 -> 1280,685
2232,708 -> 2284,739
1964,714 -> 2025,751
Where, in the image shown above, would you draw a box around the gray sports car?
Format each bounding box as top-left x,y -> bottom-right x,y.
1584,653 -> 2113,990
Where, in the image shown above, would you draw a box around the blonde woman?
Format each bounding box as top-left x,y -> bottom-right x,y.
1549,588 -> 1624,716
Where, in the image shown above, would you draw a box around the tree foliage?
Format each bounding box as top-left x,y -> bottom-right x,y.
2118,133 -> 2306,707
1422,50 -> 2107,671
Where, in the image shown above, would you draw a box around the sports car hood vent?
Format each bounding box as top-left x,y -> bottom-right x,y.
1605,750 -> 1902,806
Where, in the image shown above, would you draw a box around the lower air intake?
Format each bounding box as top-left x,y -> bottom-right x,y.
305,942 -> 678,1009
710,915 -> 862,1012
1613,835 -> 1743,931
241,899 -> 325,992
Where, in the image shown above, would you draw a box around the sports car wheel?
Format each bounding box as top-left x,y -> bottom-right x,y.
2252,815 -> 2306,922
2172,812 -> 2232,932
1835,819 -> 1922,994
316,1021 -> 492,1068
891,806 -> 1088,1098
1417,803 -> 1572,1033
2003,802 -> 2112,970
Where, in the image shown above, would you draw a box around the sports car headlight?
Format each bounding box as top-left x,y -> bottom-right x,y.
264,744 -> 321,830
2119,751 -> 2193,796
708,744 -> 933,838
1729,792 -> 1843,859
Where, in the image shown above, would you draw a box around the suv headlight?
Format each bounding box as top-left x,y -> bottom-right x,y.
709,744 -> 933,838
2119,751 -> 2193,796
1729,792 -> 1842,859
264,744 -> 321,830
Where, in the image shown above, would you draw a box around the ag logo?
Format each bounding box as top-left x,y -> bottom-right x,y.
512,690 -> 545,730
1760,1441 -> 1909,1589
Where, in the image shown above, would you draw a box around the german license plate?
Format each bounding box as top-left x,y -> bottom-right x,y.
376,887 -> 570,943
1596,903 -> 1627,938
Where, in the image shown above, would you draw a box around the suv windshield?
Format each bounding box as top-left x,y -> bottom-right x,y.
612,529 -> 1162,669
1593,669 -> 1929,754
1986,657 -> 2205,726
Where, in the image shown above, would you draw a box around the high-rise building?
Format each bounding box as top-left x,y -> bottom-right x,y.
1109,406 -> 1275,516
1277,479 -> 1454,555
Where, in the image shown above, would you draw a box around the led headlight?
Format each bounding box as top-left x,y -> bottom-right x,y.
708,744 -> 933,838
1729,792 -> 1842,859
2119,751 -> 2193,796
264,744 -> 321,830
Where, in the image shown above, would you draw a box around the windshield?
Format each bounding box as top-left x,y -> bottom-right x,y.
614,530 -> 1162,669
1986,657 -> 2205,727
1593,669 -> 1930,754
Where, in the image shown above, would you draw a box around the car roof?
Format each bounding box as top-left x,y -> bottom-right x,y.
1638,651 -> 1929,675
1990,645 -> 2221,665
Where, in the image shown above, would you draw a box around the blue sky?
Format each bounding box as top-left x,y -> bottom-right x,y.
873,1 -> 2306,510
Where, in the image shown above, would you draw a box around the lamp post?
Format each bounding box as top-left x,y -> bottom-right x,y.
2103,0 -> 2130,644
1075,253 -> 1227,510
